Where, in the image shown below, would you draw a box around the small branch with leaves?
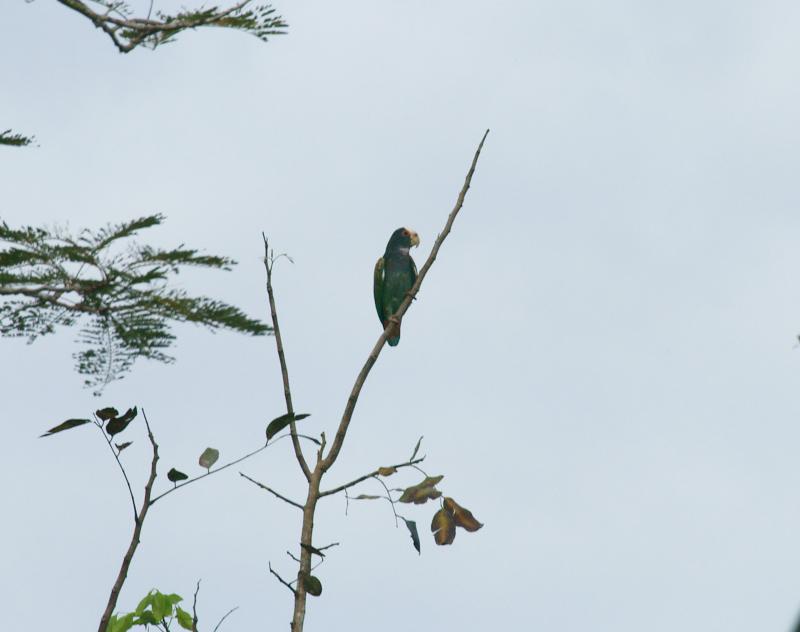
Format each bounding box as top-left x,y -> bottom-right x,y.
39,404 -> 271,632
53,0 -> 287,53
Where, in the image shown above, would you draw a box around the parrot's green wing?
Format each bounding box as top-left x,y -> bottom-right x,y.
373,256 -> 385,323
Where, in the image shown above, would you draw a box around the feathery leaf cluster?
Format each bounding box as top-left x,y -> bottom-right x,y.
0,129 -> 35,147
0,213 -> 270,392
53,0 -> 287,53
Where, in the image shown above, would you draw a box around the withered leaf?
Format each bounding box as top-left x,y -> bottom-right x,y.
377,466 -> 397,477
39,418 -> 91,438
444,497 -> 483,532
354,494 -> 382,500
115,441 -> 133,453
95,407 -> 119,421
431,507 -> 456,545
398,475 -> 444,504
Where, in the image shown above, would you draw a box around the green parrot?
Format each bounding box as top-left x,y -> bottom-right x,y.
374,227 -> 420,346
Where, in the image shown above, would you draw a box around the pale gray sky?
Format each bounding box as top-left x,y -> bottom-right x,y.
3,1 -> 800,630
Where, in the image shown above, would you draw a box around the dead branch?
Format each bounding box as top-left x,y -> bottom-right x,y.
284,130 -> 489,632
269,562 -> 297,596
263,235 -> 312,481
320,130 -> 489,473
240,472 -> 304,509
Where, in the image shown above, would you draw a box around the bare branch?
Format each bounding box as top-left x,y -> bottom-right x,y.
317,456 -> 425,498
97,409 -> 159,632
240,472 -> 304,509
269,562 -> 297,596
212,606 -> 240,632
149,443 -> 269,506
191,579 -> 201,632
262,234 -> 311,481
320,130 -> 490,472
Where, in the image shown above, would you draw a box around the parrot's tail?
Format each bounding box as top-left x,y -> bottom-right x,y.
384,319 -> 400,346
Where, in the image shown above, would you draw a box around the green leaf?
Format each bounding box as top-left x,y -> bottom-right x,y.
39,418 -> 91,438
410,435 -> 423,461
167,468 -> 188,483
134,610 -> 159,625
107,612 -> 136,632
198,447 -> 220,470
150,591 -> 173,620
302,573 -> 323,597
403,518 -> 421,554
176,606 -> 194,630
96,407 -> 119,421
266,412 -> 310,441
106,406 -> 138,436
135,591 -> 155,615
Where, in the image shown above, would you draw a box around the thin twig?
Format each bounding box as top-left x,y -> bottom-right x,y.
286,550 -> 301,563
191,579 -> 201,632
320,130 -> 489,473
212,606 -> 240,632
97,409 -> 159,632
317,456 -> 425,498
149,443 -> 269,506
95,416 -> 138,520
262,235 -> 311,482
373,475 -> 400,527
240,472 -> 304,509
269,562 -> 297,596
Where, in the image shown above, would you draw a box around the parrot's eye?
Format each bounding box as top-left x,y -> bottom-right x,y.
402,229 -> 409,236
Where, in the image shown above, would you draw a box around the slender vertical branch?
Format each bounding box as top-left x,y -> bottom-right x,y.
97,410 -> 160,632
262,235 -> 312,482
320,129 -> 489,472
96,419 -> 138,521
284,130 -> 489,632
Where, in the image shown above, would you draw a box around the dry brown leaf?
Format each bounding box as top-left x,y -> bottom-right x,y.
444,497 -> 483,532
431,507 -> 456,545
377,466 -> 397,477
398,475 -> 444,504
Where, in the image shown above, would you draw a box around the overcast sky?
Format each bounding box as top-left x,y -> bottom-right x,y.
3,1 -> 800,630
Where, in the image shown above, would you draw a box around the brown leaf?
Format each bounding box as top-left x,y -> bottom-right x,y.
354,494 -> 381,500
444,497 -> 483,532
431,507 -> 456,545
377,466 -> 397,477
398,475 -> 444,504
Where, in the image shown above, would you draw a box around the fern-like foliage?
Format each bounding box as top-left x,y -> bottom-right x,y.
0,129 -> 35,147
52,0 -> 288,53
0,214 -> 270,392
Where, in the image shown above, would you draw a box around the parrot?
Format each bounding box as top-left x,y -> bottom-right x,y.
373,227 -> 420,346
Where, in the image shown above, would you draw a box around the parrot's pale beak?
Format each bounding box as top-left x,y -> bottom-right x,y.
409,231 -> 420,247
